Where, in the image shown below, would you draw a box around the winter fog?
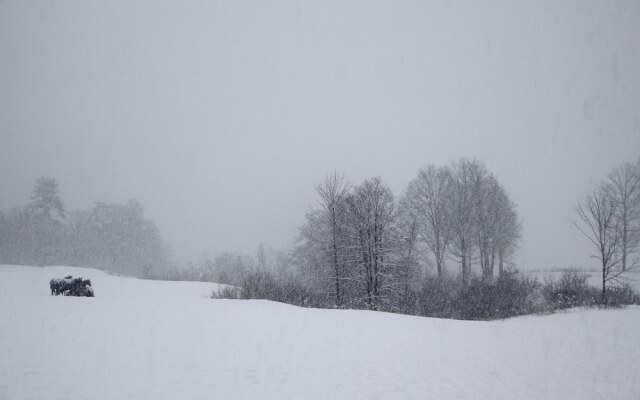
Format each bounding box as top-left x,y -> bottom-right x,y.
1,1 -> 638,271
2,2 -> 640,399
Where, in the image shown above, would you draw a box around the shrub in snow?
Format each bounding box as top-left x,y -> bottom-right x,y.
232,268 -> 317,307
542,270 -> 598,310
212,286 -> 240,299
418,274 -> 457,318
600,284 -> 640,308
212,262 -> 639,320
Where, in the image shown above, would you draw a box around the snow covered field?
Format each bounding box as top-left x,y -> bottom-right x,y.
1,265 -> 639,400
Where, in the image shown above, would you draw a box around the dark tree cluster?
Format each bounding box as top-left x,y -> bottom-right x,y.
0,177 -> 172,278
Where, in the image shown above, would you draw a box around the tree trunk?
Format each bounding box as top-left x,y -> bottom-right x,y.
622,215 -> 627,272
331,206 -> 341,307
602,257 -> 606,303
461,240 -> 469,285
436,248 -> 443,279
489,247 -> 495,280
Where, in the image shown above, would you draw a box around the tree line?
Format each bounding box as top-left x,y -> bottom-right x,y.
0,177 -> 173,277
294,158 -> 520,310
208,157 -> 638,319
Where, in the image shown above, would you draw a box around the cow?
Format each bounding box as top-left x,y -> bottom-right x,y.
50,276 -> 94,297
50,278 -> 65,295
76,286 -> 94,297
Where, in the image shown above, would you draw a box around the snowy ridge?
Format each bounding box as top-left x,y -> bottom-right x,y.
0,265 -> 638,400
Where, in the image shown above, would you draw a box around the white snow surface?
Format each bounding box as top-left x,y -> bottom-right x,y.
1,265 -> 639,400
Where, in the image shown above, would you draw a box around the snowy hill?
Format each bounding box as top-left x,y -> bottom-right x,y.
1,265 -> 639,400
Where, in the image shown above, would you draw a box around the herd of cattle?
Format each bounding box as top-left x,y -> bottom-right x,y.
50,276 -> 94,297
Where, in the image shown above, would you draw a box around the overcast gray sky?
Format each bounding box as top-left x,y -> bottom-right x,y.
1,0 -> 639,270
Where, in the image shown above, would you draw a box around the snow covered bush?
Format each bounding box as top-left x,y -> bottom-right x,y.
413,271 -> 540,320
417,274 -> 457,318
542,270 -> 598,310
211,286 -> 240,299
491,272 -> 540,318
235,268 -> 318,307
600,284 -> 640,308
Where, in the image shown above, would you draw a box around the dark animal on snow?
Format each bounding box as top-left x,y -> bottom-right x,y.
50,278 -> 66,295
76,286 -> 94,297
50,276 -> 94,297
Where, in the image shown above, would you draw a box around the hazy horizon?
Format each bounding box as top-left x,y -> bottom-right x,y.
2,0 -> 639,270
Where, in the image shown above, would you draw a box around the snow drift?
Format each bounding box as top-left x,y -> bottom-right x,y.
0,264 -> 638,400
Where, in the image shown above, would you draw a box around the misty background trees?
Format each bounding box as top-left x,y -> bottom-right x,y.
0,177 -> 172,277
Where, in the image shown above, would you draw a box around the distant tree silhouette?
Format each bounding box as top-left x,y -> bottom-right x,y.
28,177 -> 65,220
607,158 -> 640,272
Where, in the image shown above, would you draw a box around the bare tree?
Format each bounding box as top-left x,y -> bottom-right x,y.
475,175 -> 521,280
347,177 -> 398,308
608,158 -> 640,271
494,192 -> 521,277
404,165 -> 452,278
574,183 -> 622,301
297,173 -> 351,307
395,200 -> 422,312
402,160 -> 520,283
449,159 -> 487,285
474,172 -> 496,281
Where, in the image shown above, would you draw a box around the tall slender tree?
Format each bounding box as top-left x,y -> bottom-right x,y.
574,183 -> 622,301
347,177 -> 397,308
475,175 -> 520,281
297,173 -> 351,307
404,165 -> 452,278
449,159 -> 486,285
493,191 -> 521,277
